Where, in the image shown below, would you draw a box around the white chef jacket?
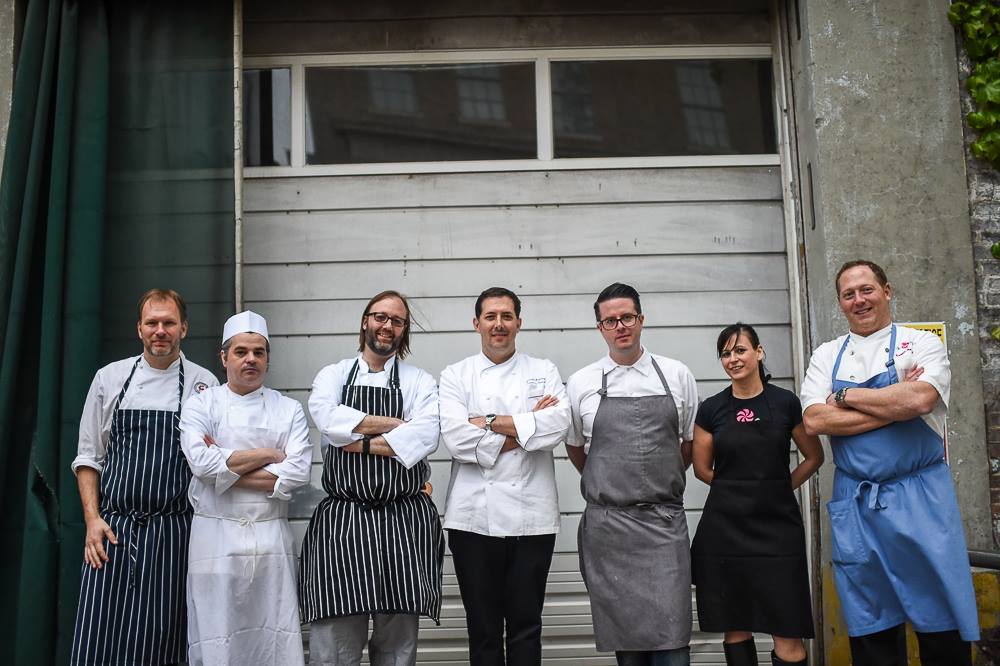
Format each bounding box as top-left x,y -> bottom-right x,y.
179,384 -> 313,502
309,354 -> 439,470
439,351 -> 570,536
566,349 -> 699,453
72,353 -> 218,474
800,323 -> 949,438
179,384 -> 310,666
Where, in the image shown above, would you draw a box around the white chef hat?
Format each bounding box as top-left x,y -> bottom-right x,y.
222,310 -> 269,344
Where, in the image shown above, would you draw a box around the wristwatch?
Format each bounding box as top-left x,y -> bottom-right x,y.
362,434 -> 372,455
484,414 -> 497,431
834,387 -> 850,405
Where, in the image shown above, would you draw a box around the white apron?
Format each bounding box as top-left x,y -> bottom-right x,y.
186,394 -> 305,666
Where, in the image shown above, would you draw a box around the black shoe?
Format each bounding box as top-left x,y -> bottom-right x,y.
770,649 -> 807,665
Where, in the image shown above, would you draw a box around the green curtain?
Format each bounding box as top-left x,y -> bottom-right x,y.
0,1 -> 108,664
0,1 -> 233,663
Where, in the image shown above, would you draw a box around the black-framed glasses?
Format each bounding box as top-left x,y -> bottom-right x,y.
367,312 -> 408,328
598,313 -> 640,330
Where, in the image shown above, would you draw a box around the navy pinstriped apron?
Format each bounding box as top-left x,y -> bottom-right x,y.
71,359 -> 191,665
299,359 -> 443,623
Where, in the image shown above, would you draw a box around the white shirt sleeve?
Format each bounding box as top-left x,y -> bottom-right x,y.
179,391 -> 239,493
308,362 -> 366,446
676,364 -> 699,442
565,367 -> 596,449
911,330 -> 950,407
800,343 -> 836,412
263,399 -> 314,500
439,363 -> 506,468
72,371 -> 108,474
382,368 -> 440,469
514,361 -> 570,452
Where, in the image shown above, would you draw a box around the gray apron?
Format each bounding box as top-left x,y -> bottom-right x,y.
578,358 -> 692,652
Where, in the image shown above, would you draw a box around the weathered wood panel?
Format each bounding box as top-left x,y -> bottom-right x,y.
243,167 -> 781,212
245,202 -> 785,263
247,291 -> 790,335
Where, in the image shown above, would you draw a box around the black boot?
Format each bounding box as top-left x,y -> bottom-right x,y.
770,649 -> 807,665
723,638 -> 758,666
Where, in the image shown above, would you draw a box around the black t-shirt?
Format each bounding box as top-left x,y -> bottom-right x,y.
695,383 -> 803,434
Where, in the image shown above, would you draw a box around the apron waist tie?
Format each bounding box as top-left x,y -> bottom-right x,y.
127,511 -> 149,589
840,460 -> 945,510
194,513 -> 282,582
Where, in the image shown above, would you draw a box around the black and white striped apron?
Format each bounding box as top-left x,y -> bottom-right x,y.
71,359 -> 191,665
299,359 -> 443,624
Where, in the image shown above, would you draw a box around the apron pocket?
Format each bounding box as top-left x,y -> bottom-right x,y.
827,497 -> 868,565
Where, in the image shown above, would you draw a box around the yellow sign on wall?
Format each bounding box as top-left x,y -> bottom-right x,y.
900,321 -> 946,348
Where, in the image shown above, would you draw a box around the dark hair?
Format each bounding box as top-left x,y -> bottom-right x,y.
593,283 -> 642,320
835,260 -> 889,294
716,322 -> 770,384
137,288 -> 188,323
475,287 -> 521,318
358,290 -> 412,360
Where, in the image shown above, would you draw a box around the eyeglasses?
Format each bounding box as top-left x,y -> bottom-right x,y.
598,313 -> 640,330
367,312 -> 408,329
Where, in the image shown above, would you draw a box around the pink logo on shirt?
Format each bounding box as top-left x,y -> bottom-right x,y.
736,408 -> 756,423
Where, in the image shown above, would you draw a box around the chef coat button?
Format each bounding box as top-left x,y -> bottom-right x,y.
849,350 -> 854,356
850,375 -> 855,380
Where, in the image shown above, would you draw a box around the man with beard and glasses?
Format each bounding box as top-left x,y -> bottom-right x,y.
70,289 -> 218,665
299,290 -> 444,666
438,287 -> 570,666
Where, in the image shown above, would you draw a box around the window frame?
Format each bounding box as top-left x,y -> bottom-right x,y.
243,45 -> 778,177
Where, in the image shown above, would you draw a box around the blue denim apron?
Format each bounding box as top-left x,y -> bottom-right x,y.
827,325 -> 979,640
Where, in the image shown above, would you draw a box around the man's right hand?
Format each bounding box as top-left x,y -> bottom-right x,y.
84,517 -> 117,569
532,395 -> 559,411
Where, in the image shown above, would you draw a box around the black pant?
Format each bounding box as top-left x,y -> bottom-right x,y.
848,624 -> 972,666
448,530 -> 556,666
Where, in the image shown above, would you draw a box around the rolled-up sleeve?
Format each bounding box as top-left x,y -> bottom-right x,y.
800,344 -> 835,412
263,401 -> 313,500
514,362 -> 570,452
309,363 -> 366,445
72,373 -> 108,474
179,392 -> 239,493
439,364 -> 505,468
913,331 -> 950,407
678,366 -> 699,442
384,369 -> 440,469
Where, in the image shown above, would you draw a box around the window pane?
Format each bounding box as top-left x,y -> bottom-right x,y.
551,59 -> 776,158
243,68 -> 291,166
304,64 -> 536,164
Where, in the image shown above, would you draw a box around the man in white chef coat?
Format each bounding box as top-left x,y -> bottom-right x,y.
439,286 -> 571,665
180,310 -> 312,666
70,289 -> 218,666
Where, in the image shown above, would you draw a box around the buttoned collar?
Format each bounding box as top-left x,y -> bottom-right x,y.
474,350 -> 520,373
598,348 -> 651,375
138,352 -> 186,374
357,352 -> 398,374
225,383 -> 265,400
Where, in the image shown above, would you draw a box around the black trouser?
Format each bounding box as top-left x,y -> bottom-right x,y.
848,624 -> 972,666
448,530 -> 556,666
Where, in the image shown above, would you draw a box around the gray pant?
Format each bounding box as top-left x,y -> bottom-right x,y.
309,614 -> 419,666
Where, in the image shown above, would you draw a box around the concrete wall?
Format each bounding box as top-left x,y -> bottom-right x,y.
957,31 -> 1000,551
0,0 -> 20,184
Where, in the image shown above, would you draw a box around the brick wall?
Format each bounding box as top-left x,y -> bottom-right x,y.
958,49 -> 1000,546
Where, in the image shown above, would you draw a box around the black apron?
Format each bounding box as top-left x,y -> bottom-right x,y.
299,359 -> 443,623
690,385 -> 813,637
578,358 -> 691,652
71,358 -> 191,665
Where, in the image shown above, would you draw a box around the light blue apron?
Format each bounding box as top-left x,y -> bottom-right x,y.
827,325 -> 979,640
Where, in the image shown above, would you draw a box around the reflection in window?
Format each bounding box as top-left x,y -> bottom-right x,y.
457,66 -> 506,122
676,62 -> 732,151
552,62 -> 596,135
368,69 -> 418,115
243,68 -> 291,166
304,64 -> 535,164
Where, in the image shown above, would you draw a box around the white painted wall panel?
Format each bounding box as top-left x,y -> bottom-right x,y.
243,166 -> 790,665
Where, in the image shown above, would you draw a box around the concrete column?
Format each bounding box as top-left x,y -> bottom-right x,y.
0,0 -> 18,184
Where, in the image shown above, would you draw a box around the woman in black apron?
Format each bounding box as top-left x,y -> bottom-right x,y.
690,324 -> 824,666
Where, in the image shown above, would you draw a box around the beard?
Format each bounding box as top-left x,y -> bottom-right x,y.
147,339 -> 179,357
365,326 -> 401,356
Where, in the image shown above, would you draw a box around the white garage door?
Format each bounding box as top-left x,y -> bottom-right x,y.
242,159 -> 794,664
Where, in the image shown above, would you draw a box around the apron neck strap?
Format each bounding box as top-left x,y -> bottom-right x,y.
113,358 -> 143,412
885,324 -> 898,368
599,356 -> 671,397
176,358 -> 185,413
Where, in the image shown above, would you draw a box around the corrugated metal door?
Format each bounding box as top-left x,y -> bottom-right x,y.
242,164 -> 792,664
